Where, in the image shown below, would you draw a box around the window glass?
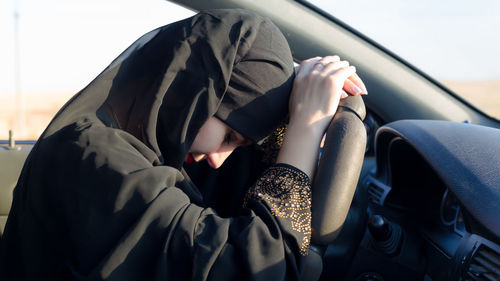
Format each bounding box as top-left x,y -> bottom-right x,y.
0,0 -> 194,140
306,0 -> 500,120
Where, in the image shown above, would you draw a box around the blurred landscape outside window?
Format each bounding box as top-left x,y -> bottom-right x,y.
307,0 -> 500,120
0,0 -> 194,140
2,0 -> 499,141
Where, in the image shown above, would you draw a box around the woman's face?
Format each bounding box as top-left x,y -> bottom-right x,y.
188,117 -> 251,169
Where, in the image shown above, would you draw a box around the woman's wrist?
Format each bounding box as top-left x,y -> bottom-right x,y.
276,122 -> 324,178
288,113 -> 331,137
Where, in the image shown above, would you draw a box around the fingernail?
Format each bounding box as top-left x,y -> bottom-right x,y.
353,85 -> 363,95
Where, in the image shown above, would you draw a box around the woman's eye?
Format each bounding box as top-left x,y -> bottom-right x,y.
224,132 -> 233,144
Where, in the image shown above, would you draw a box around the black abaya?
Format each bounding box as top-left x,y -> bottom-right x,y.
0,9 -> 315,281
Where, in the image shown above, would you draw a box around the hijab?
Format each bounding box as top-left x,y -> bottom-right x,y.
41,8 -> 294,169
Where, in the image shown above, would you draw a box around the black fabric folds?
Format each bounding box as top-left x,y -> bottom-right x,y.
214,23 -> 294,144
0,9 -> 313,281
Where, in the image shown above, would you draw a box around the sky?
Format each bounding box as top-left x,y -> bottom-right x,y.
309,0 -> 500,81
1,0 -> 499,97
0,0 -> 194,96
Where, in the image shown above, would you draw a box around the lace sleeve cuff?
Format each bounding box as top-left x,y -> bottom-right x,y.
244,163 -> 312,255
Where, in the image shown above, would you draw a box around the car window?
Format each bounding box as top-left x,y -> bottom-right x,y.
304,0 -> 500,120
0,0 -> 195,140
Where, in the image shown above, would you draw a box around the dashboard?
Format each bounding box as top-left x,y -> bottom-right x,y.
322,120 -> 500,281
439,190 -> 466,236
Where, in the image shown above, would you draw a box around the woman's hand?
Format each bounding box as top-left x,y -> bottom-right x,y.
289,56 -> 364,134
294,57 -> 367,99
277,56 -> 367,177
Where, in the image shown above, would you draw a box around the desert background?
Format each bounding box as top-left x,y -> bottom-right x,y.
1,0 -> 499,141
1,80 -> 499,141
0,0 -> 194,141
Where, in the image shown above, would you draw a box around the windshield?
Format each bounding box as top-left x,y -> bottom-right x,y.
305,0 -> 500,120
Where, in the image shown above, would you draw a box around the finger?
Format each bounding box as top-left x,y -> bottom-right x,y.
297,57 -> 323,77
348,73 -> 368,95
318,55 -> 340,65
313,56 -> 341,72
304,55 -> 342,74
302,56 -> 322,63
312,62 -> 325,72
333,65 -> 357,82
343,79 -> 364,96
322,60 -> 350,75
340,90 -> 349,99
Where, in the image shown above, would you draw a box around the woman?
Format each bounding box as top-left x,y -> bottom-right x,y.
0,9 -> 366,281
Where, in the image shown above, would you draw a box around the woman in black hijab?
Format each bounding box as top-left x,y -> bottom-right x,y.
0,9 -> 366,281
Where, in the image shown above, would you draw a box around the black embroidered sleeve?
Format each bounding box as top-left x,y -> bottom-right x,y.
255,122 -> 287,165
244,163 -> 312,255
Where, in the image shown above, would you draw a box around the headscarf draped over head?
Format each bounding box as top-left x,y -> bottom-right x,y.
0,11 -> 310,280
43,9 -> 294,169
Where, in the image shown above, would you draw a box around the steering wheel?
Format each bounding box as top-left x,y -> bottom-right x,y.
300,95 -> 367,281
312,94 -> 367,244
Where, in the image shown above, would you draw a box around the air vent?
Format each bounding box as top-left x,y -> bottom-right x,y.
364,176 -> 391,205
466,245 -> 500,281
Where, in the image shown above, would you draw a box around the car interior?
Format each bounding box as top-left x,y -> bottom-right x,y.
1,0 -> 499,280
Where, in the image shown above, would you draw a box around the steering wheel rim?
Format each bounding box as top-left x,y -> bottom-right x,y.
311,95 -> 367,244
299,95 -> 367,281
